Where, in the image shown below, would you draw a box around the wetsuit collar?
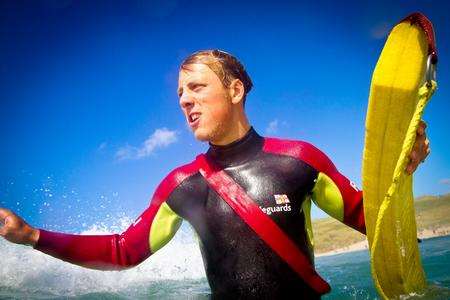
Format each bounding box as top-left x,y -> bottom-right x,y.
206,126 -> 264,168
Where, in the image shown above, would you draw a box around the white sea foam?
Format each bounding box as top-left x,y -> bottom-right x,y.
0,218 -> 206,297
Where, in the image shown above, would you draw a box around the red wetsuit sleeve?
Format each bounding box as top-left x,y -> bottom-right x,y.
33,161 -> 198,270
33,205 -> 156,270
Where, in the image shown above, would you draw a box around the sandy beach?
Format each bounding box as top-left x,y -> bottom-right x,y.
316,226 -> 450,257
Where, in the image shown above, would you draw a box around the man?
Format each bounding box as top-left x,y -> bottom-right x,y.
0,50 -> 430,298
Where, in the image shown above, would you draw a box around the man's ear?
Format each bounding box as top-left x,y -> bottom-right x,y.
229,79 -> 245,105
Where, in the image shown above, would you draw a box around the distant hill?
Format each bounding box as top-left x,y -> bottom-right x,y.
312,193 -> 450,254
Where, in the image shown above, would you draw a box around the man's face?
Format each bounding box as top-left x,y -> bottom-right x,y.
178,63 -> 233,143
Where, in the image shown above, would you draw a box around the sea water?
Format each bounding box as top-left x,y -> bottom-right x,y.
318,235 -> 450,299
1,222 -> 449,299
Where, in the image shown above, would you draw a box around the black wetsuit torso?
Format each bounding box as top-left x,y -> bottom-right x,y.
167,127 -> 319,298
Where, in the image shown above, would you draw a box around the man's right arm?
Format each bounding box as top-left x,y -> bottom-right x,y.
0,161 -> 198,271
33,199 -> 182,271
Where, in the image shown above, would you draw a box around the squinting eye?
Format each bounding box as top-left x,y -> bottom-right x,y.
193,84 -> 205,91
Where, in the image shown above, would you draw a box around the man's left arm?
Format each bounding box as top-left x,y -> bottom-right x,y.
310,120 -> 430,234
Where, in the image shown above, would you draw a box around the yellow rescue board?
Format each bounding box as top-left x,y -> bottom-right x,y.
362,13 -> 437,299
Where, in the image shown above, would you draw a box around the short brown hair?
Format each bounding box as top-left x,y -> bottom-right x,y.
180,49 -> 253,105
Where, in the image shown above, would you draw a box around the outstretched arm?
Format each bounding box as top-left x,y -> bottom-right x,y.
0,166 -> 192,271
0,201 -> 181,271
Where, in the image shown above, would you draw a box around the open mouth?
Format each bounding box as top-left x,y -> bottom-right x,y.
188,113 -> 201,128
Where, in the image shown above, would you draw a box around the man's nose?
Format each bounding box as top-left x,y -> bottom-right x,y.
179,93 -> 194,110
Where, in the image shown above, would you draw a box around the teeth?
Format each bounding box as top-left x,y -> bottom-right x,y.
190,113 -> 200,122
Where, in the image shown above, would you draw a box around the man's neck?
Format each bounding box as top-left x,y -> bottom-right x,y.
209,123 -> 251,146
206,126 -> 263,167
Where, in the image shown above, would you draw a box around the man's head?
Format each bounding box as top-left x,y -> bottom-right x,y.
177,50 -> 253,145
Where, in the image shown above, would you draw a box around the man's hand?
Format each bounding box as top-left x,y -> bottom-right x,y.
0,207 -> 40,247
406,120 -> 430,175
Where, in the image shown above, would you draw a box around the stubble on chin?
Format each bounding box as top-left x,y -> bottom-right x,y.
193,120 -> 227,144
193,131 -> 210,142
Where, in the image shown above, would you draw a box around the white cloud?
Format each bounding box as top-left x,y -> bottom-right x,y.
438,178 -> 450,186
266,119 -> 279,135
115,128 -> 178,161
115,145 -> 135,161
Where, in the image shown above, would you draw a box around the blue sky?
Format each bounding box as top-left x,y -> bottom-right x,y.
1,0 -> 449,231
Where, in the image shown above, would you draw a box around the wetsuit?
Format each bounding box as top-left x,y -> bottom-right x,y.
34,127 -> 365,299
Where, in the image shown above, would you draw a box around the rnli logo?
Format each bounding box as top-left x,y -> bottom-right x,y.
260,194 -> 292,215
274,194 -> 290,204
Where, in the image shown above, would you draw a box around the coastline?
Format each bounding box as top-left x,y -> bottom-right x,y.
315,226 -> 450,257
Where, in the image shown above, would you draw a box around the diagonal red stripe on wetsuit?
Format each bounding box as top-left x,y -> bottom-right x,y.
195,153 -> 331,294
